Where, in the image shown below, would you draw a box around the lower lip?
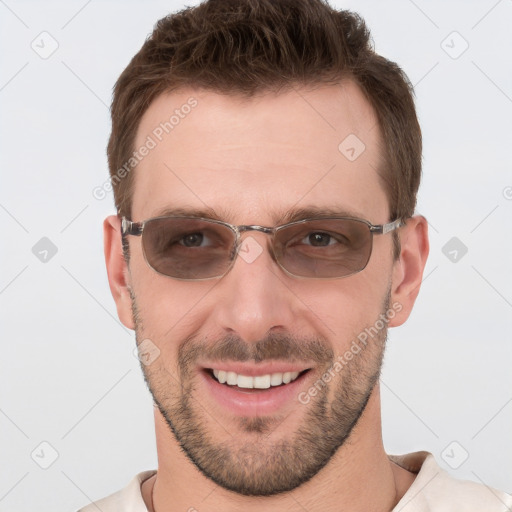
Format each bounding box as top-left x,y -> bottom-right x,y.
199,369 -> 312,417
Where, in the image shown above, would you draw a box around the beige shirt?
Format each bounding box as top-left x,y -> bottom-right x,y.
77,451 -> 512,511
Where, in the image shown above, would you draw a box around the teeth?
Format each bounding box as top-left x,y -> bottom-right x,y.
270,373 -> 283,386
253,375 -> 271,389
237,374 -> 254,388
226,371 -> 238,385
212,369 -> 301,389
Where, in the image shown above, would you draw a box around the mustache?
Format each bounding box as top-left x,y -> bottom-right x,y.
179,331 -> 335,369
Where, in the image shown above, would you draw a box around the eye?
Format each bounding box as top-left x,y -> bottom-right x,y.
301,232 -> 348,247
179,232 -> 208,247
303,232 -> 336,247
156,230 -> 217,252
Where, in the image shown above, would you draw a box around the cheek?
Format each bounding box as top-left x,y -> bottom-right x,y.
293,276 -> 387,347
131,267 -> 217,349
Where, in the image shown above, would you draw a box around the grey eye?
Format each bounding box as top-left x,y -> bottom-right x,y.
180,233 -> 205,247
307,233 -> 334,246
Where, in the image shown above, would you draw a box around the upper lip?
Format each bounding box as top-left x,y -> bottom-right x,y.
200,361 -> 313,377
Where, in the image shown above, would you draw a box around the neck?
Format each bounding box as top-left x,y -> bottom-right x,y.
143,386 -> 415,512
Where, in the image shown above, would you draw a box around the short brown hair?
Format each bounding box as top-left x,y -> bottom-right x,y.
108,0 -> 422,260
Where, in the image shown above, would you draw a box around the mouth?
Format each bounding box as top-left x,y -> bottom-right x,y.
199,364 -> 314,416
205,368 -> 311,391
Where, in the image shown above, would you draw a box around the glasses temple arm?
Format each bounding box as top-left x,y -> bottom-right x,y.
370,218 -> 403,235
121,217 -> 144,236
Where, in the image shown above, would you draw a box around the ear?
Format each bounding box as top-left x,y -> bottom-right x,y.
103,215 -> 135,330
388,215 -> 429,327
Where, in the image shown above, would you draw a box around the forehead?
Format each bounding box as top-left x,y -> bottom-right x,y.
131,81 -> 389,224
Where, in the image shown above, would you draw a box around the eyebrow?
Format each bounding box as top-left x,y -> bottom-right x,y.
279,206 -> 368,224
148,205 -> 369,224
151,206 -> 224,220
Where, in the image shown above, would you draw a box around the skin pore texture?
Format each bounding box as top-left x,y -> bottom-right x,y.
104,80 -> 429,511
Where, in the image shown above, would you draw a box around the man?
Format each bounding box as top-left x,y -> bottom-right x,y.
79,0 -> 512,510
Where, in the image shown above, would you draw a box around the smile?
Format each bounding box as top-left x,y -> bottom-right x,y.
199,362 -> 314,415
211,368 -> 305,389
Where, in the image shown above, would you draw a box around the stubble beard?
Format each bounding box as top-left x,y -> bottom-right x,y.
131,289 -> 389,496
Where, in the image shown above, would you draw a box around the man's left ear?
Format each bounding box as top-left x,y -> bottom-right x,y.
388,215 -> 429,327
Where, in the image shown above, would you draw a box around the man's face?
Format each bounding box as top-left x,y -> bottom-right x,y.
126,81 -> 397,495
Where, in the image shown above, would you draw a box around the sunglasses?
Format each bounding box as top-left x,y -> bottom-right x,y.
120,215 -> 403,280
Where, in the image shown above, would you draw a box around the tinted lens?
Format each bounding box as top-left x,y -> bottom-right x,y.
142,217 -> 236,279
274,219 -> 372,278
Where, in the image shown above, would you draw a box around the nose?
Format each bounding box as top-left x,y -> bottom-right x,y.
211,233 -> 298,343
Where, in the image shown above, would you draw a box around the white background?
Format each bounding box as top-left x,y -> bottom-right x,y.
1,1 -> 511,511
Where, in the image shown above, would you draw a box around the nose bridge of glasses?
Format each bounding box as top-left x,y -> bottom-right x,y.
235,225 -> 276,250
237,225 -> 274,235
232,225 -> 277,262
